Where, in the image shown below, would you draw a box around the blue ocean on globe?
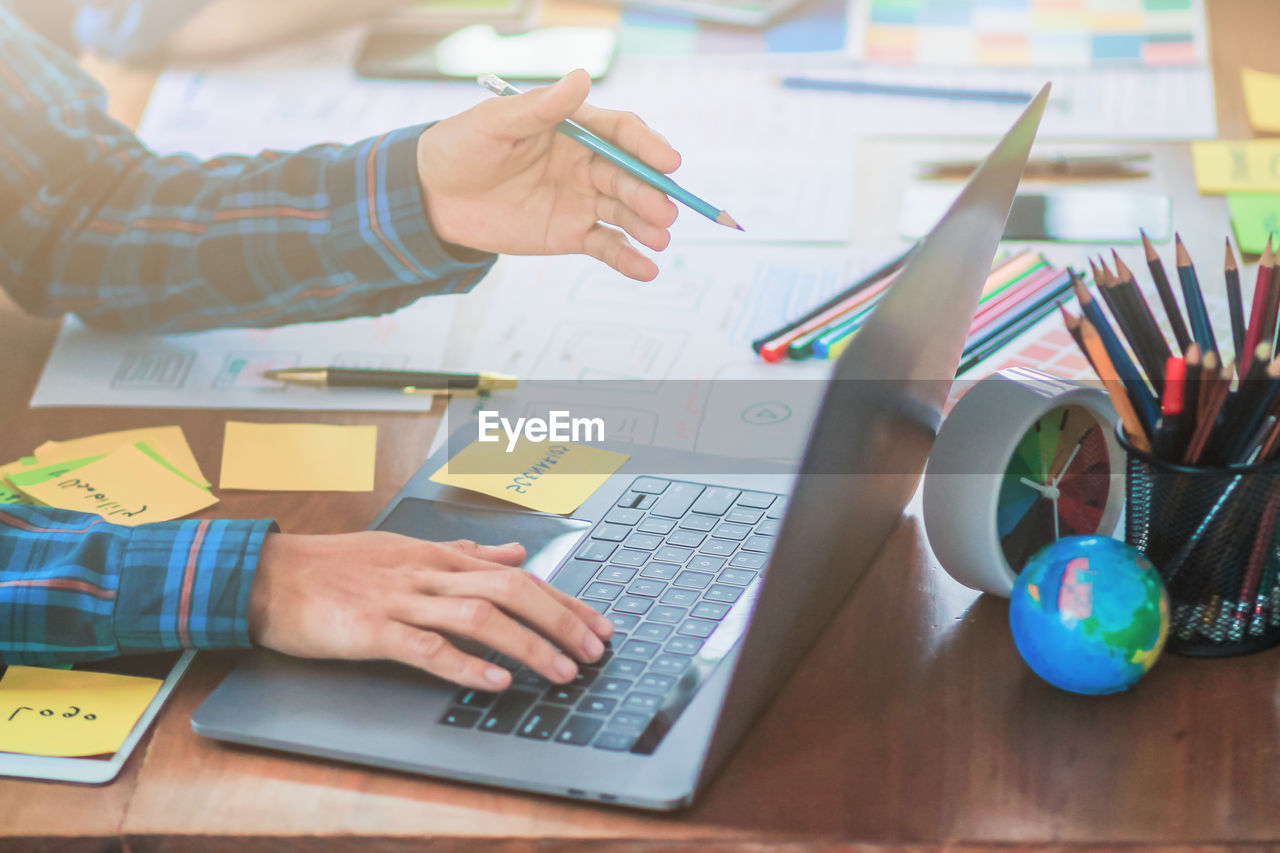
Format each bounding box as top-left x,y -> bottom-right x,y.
1009,535 -> 1169,695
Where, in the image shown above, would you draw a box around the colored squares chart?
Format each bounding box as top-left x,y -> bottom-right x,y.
857,0 -> 1205,67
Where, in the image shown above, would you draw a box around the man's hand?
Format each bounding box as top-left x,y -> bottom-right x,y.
417,69 -> 682,282
249,531 -> 614,691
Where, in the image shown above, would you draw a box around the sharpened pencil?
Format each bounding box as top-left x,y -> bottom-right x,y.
1073,271 -> 1160,433
1241,236 -> 1274,377
1113,248 -> 1172,365
1176,234 -> 1218,357
1076,313 -> 1153,452
1225,238 -> 1247,360
1142,229 -> 1192,352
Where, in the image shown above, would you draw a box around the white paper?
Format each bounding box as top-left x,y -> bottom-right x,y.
30,295 -> 461,410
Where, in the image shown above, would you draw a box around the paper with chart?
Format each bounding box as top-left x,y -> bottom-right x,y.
438,245 -> 896,462
30,295 -> 459,410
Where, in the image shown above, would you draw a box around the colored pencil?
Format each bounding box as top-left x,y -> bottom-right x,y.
1184,360 -> 1233,465
1112,249 -> 1172,365
1157,355 -> 1187,459
1224,238 -> 1247,359
780,76 -> 1034,104
1073,272 -> 1160,433
1098,255 -> 1166,389
1142,229 -> 1192,352
1240,237 -> 1274,377
1175,234 -> 1218,357
1075,313 -> 1153,452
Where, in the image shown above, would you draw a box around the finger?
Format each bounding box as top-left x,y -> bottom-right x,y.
489,69 -> 592,139
596,194 -> 671,252
586,156 -> 679,229
574,103 -> 682,175
396,594 -> 583,684
435,569 -> 607,665
530,575 -> 616,640
380,622 -> 511,691
582,223 -> 659,282
439,539 -> 527,568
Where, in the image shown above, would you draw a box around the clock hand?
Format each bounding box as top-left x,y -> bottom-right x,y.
1018,476 -> 1060,500
1050,437 -> 1085,484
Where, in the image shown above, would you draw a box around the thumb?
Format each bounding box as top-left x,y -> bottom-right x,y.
496,70 -> 591,138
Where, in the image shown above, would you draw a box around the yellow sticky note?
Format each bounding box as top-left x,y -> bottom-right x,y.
430,438 -> 629,515
1242,68 -> 1280,134
0,666 -> 162,757
14,443 -> 218,525
36,426 -> 209,488
1191,140 -> 1280,194
0,459 -> 38,505
220,422 -> 377,492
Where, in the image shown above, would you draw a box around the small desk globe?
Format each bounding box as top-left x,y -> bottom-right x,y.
1009,535 -> 1169,695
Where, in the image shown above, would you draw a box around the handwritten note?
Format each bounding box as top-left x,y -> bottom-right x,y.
430,438 -> 629,514
1191,140 -> 1280,194
1228,193 -> 1280,254
0,666 -> 162,757
0,459 -> 37,505
220,422 -> 377,491
11,443 -> 218,525
35,426 -> 209,488
1242,68 -> 1280,134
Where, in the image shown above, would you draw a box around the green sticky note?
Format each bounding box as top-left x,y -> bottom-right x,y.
6,455 -> 106,490
1227,193 -> 1280,254
132,441 -> 210,492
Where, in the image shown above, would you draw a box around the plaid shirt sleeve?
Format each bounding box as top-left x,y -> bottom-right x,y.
0,4 -> 496,334
0,505 -> 275,665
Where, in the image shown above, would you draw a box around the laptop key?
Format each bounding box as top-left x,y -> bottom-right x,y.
718,568 -> 758,586
609,711 -> 654,732
620,639 -> 661,660
634,622 -> 673,641
517,704 -> 569,740
633,494 -> 657,510
703,585 -> 743,604
611,549 -> 649,567
592,523 -> 630,542
651,483 -> 705,518
660,587 -> 699,607
725,507 -> 764,525
638,673 -> 676,694
584,581 -> 623,601
688,555 -> 726,573
556,714 -> 604,746
598,565 -> 636,584
604,508 -> 644,526
691,602 -> 731,620
581,696 -> 618,715
544,685 -> 584,705
550,559 -> 602,597
592,677 -> 633,696
655,546 -> 693,564
729,552 -> 768,570
478,690 -> 538,734
612,595 -> 653,615
513,669 -> 551,690
690,487 -> 740,516
604,657 -> 645,678
637,516 -> 676,535
742,535 -> 774,553
593,731 -> 635,751
625,532 -> 663,551
665,530 -> 705,548
765,500 -> 787,520
454,690 -> 496,708
571,667 -> 600,688
582,599 -> 610,615
626,578 -> 667,597
711,523 -> 751,541
575,540 -> 617,562
677,618 -> 718,638
606,612 -> 640,631
699,539 -> 736,557
674,570 -> 714,589
664,636 -> 703,655
756,518 -> 782,536
649,605 -> 688,623
631,477 -> 670,494
737,492 -> 776,509
651,653 -> 692,675
678,515 -> 717,532
440,707 -> 482,728
623,692 -> 663,712
640,561 -> 680,580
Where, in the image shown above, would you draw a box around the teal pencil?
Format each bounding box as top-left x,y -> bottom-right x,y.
478,74 -> 743,231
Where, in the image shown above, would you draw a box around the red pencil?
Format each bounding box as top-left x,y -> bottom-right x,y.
1240,235 -> 1275,375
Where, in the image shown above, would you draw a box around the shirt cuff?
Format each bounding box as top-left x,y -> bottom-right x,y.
115,518 -> 276,653
346,123 -> 497,296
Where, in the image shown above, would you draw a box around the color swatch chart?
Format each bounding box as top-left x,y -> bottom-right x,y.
853,0 -> 1207,67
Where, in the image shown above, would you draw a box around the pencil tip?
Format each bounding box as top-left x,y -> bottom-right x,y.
1176,238 -> 1191,266
717,211 -> 743,231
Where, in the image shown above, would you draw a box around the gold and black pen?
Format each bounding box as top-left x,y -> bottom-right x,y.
263,367 -> 517,396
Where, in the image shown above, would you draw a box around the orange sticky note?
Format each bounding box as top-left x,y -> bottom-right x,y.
0,666 -> 162,757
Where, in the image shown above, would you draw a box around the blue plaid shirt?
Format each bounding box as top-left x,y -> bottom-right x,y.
0,4 -> 496,664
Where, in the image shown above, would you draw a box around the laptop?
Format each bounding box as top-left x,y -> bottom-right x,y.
191,85 -> 1049,810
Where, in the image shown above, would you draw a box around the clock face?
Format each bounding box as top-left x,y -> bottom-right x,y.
996,405 -> 1112,572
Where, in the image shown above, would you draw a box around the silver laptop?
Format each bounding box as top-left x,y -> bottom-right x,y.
191,85 -> 1049,810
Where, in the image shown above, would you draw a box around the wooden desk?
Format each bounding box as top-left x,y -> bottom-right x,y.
4,2 -> 1280,850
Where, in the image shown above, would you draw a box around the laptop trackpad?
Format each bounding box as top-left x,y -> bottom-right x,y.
375,498 -> 591,582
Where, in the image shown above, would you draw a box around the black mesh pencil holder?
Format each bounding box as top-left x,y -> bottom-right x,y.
1120,430 -> 1280,657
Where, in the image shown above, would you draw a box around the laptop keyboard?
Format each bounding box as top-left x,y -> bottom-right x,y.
437,477 -> 784,754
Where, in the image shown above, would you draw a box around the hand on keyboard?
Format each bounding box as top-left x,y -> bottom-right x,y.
249,531 -> 615,691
